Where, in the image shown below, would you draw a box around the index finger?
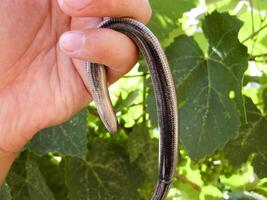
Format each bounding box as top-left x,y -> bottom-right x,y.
57,0 -> 152,24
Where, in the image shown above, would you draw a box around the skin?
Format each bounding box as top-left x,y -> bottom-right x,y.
0,0 -> 151,185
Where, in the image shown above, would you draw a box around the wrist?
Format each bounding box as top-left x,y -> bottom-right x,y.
0,108 -> 40,153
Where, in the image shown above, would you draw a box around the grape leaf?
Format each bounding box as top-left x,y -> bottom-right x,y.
0,183 -> 12,200
34,155 -> 68,200
127,124 -> 150,162
263,88 -> 267,114
206,0 -> 240,12
136,139 -> 158,199
114,90 -> 140,112
28,109 -> 88,159
201,11 -> 247,120
148,0 -> 196,42
148,11 -> 248,161
247,0 -> 267,11
7,153 -> 54,200
223,97 -> 267,178
65,138 -> 143,200
7,152 -> 31,200
25,160 -> 55,200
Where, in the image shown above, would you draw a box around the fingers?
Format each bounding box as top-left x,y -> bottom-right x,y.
59,28 -> 138,82
71,17 -> 102,30
57,0 -> 151,86
57,0 -> 152,24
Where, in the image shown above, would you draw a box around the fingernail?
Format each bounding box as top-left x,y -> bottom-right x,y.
59,31 -> 85,52
63,0 -> 92,10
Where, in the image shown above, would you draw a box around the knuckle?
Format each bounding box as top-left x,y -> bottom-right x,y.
135,0 -> 152,24
143,0 -> 152,24
83,34 -> 107,61
96,0 -> 115,15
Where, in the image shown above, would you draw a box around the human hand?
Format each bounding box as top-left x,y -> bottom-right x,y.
0,0 -> 151,153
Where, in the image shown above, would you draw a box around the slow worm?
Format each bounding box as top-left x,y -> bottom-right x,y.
85,18 -> 178,200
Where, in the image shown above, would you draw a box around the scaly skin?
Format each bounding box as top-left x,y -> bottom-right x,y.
86,18 -> 179,200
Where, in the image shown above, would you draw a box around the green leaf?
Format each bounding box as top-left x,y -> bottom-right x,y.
114,90 -> 140,112
206,0 -> 267,13
25,159 -> 55,200
223,97 -> 267,178
148,0 -> 196,43
28,109 -> 88,159
200,185 -> 222,200
171,182 -> 200,200
0,183 -> 12,200
65,138 -> 143,200
7,153 -> 30,200
262,88 -> 267,114
153,11 -> 248,161
127,124 -> 150,162
136,139 -> 159,199
7,152 -> 55,200
33,155 -> 68,200
223,191 -> 267,200
247,0 -> 267,11
206,0 -> 240,12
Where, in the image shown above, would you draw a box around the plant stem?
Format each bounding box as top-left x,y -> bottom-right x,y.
123,73 -> 148,78
250,53 -> 267,60
175,173 -> 202,192
242,23 -> 267,43
128,102 -> 143,108
249,0 -> 255,34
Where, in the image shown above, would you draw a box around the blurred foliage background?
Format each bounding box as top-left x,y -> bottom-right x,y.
1,0 -> 267,199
